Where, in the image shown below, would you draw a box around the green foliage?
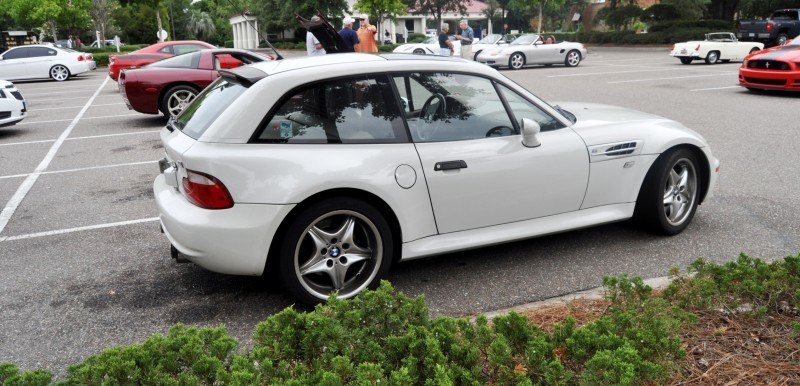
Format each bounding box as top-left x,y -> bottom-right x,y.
250,0 -> 349,35
642,4 -> 682,23
379,44 -> 400,52
595,4 -> 644,30
0,364 -> 52,386
407,33 -> 428,43
647,19 -> 734,33
663,253 -> 800,313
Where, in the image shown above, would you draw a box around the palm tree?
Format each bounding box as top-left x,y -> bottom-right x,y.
186,10 -> 216,41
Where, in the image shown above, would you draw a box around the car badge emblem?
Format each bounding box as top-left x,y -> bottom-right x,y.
330,247 -> 341,257
765,62 -> 770,68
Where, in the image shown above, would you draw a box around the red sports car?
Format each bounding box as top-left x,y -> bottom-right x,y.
108,40 -> 215,80
119,49 -> 269,117
739,37 -> 800,91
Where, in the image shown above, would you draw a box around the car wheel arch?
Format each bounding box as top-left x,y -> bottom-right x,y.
637,144 -> 711,206
264,188 -> 404,277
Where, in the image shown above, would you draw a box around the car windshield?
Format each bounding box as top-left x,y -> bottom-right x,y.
512,34 -> 540,45
175,78 -> 247,139
476,34 -> 501,44
149,52 -> 201,68
706,33 -> 733,41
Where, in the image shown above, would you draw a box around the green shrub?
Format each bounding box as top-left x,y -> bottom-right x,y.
648,19 -> 734,33
379,44 -> 400,52
90,52 -> 132,67
407,33 -> 427,43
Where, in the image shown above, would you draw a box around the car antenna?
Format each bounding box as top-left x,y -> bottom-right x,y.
222,0 -> 284,60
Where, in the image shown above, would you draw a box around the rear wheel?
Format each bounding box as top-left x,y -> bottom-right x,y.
776,33 -> 788,46
278,198 -> 394,305
413,48 -> 425,54
50,65 -> 70,81
634,148 -> 702,235
705,51 -> 719,64
508,52 -> 525,69
160,85 -> 198,118
565,50 -> 581,67
679,57 -> 692,64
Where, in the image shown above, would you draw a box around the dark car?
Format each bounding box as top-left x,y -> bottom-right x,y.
118,48 -> 269,117
737,9 -> 800,47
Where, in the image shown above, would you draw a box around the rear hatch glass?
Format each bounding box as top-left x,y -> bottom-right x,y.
175,78 -> 247,139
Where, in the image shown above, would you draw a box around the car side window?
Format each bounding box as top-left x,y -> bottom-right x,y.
393,72 -> 517,142
174,44 -> 207,55
497,84 -> 565,132
27,47 -> 57,57
2,47 -> 27,60
158,45 -> 174,54
255,75 -> 408,144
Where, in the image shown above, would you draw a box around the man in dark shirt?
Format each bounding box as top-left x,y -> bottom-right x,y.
439,23 -> 454,56
339,17 -> 359,52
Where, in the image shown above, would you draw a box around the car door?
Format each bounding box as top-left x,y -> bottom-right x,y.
25,47 -> 59,78
394,72 -> 589,234
528,41 -> 561,64
0,47 -> 29,80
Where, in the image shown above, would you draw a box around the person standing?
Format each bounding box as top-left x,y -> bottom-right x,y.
439,23 -> 454,57
339,17 -> 359,52
305,15 -> 326,56
355,17 -> 378,53
456,20 -> 474,59
66,35 -> 74,48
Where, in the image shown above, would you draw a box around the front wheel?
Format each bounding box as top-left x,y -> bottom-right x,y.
50,65 -> 70,81
278,198 -> 394,305
705,51 -> 719,64
508,52 -> 525,70
565,50 -> 581,67
634,148 -> 702,235
413,48 -> 425,54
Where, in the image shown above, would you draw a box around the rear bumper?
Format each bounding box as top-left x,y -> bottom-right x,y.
738,68 -> 800,91
154,174 -> 295,276
0,99 -> 26,127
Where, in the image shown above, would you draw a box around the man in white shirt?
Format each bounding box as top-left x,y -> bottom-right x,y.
305,16 -> 326,56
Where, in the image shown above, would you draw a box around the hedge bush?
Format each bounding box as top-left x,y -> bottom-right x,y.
89,52 -> 132,67
80,44 -> 147,54
2,253 -> 797,385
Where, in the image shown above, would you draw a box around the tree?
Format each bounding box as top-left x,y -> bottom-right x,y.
58,0 -> 93,40
481,0 -> 502,34
354,0 -> 407,44
708,0 -> 739,20
91,0 -> 119,44
250,0 -> 348,38
406,0 -> 470,33
113,1 -> 159,43
661,0 -> 708,20
6,0 -> 63,40
186,9 -> 216,41
119,0 -> 167,42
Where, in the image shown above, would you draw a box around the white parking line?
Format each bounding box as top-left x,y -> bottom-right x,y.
0,160 -> 157,180
0,77 -> 109,234
16,113 -> 140,125
29,97 -> 90,103
0,130 -> 160,147
19,89 -> 113,97
33,103 -> 125,111
607,73 -> 736,84
690,85 -> 741,92
549,68 -> 684,77
16,85 -> 104,92
0,217 -> 160,242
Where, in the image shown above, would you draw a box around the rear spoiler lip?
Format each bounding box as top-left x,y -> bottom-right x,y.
218,66 -> 268,87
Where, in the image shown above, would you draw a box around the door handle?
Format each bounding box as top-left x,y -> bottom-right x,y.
434,160 -> 467,171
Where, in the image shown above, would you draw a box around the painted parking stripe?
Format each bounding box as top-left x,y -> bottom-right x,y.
549,66 -> 731,78
19,89 -> 114,97
607,73 -> 736,84
0,130 -> 160,147
16,113 -> 140,125
690,85 -> 741,92
34,103 -> 125,111
0,160 -> 157,180
0,77 -> 110,234
29,96 -> 91,103
0,217 -> 160,242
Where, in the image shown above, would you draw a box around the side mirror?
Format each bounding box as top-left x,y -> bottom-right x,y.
521,118 -> 541,148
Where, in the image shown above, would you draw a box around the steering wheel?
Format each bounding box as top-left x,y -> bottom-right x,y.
417,93 -> 446,141
485,126 -> 515,137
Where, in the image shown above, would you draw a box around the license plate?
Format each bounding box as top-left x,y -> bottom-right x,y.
680,49 -> 687,54
750,33 -> 756,37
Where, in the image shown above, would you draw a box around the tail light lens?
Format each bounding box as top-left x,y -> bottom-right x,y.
182,170 -> 234,209
671,44 -> 675,51
86,53 -> 93,60
766,21 -> 773,32
78,55 -> 84,61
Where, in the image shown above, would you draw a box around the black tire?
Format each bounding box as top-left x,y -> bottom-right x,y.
159,85 -> 198,117
564,50 -> 581,67
679,57 -> 692,64
721,59 -> 731,63
49,65 -> 71,81
776,33 -> 788,46
413,48 -> 425,54
704,51 -> 719,64
749,47 -> 760,54
278,197 -> 394,305
634,148 -> 702,235
473,50 -> 482,61
508,52 -> 525,70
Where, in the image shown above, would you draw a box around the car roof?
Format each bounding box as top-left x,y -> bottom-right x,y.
245,53 -> 465,76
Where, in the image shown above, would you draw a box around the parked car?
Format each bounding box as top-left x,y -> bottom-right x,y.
0,45 -> 92,81
108,40 -> 215,81
58,46 -> 96,70
670,32 -> 764,64
737,8 -> 800,47
0,79 -> 26,127
475,34 -> 587,69
469,34 -> 516,61
119,48 -> 269,117
739,36 -> 800,91
153,53 -> 719,304
392,35 -> 461,56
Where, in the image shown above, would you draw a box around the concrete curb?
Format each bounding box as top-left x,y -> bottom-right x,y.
483,276 -> 674,320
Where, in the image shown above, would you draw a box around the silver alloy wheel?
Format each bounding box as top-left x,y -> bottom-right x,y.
167,90 -> 196,117
662,158 -> 697,226
706,51 -> 718,64
509,53 -> 524,69
294,210 -> 382,300
566,51 -> 580,66
50,65 -> 69,81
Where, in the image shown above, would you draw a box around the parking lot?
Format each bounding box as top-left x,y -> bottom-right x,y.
1,47 -> 798,374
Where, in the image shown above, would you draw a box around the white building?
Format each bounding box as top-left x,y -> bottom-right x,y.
229,14 -> 259,49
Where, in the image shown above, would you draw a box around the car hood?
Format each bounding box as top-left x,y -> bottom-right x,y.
555,102 -> 707,149
747,44 -> 800,61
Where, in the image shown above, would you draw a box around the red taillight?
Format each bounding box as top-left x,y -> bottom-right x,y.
182,170 -> 234,209
86,53 -> 93,60
766,21 -> 773,32
695,44 -> 701,51
78,55 -> 84,61
671,44 -> 675,51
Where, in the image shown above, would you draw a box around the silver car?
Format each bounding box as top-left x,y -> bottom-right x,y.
476,34 -> 588,69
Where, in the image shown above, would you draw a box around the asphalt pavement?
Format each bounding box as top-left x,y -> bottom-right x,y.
1,47 -> 798,375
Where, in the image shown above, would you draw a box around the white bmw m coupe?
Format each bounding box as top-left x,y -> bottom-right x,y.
154,53 -> 719,304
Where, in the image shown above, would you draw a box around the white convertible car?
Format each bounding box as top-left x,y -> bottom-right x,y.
670,32 -> 764,64
154,54 -> 718,304
476,34 -> 588,69
0,80 -> 26,127
392,35 -> 461,56
469,34 -> 516,61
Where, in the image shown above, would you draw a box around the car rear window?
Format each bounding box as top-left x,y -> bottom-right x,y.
175,78 -> 247,139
